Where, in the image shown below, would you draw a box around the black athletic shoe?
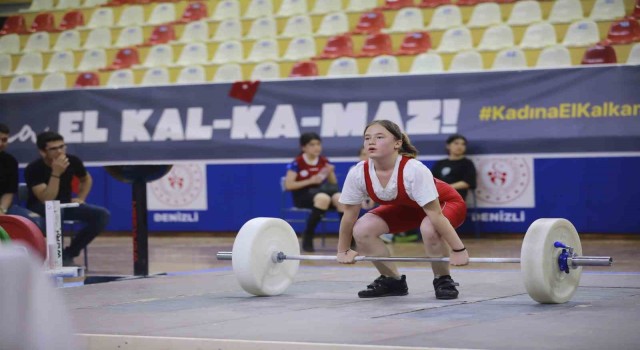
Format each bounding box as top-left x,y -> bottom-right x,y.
358,275 -> 408,298
433,275 -> 459,300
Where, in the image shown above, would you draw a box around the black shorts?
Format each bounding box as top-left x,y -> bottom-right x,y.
292,183 -> 340,209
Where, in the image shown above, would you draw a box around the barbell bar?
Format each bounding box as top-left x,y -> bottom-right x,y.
217,217 -> 614,304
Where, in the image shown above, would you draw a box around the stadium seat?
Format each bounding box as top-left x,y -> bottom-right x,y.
449,50 -> 483,71
177,2 -> 208,24
0,15 -> 28,35
0,34 -> 20,54
519,22 -> 557,49
212,63 -> 243,82
211,40 -> 244,64
176,43 -> 208,66
316,34 -> 354,59
589,0 -> 625,21
211,0 -> 240,20
211,19 -> 242,41
396,31 -> 432,55
633,0 -> 640,19
410,52 -> 444,73
22,0 -> 53,13
607,17 -> 640,44
177,65 -> 206,83
77,49 -> 107,71
581,42 -> 617,64
428,5 -> 462,30
141,44 -> 174,67
627,43 -> 640,64
436,26 -> 472,53
456,0 -> 482,6
82,0 -> 108,8
23,32 -> 50,53
563,20 -> 600,47
140,67 -> 170,86
56,0 -> 79,10
536,45 -> 572,68
244,0 -> 273,19
507,0 -> 542,26
346,0 -> 377,12
74,72 -> 100,87
7,75 -> 34,92
289,60 -> 318,77
148,3 -> 176,25
58,10 -> 84,31
277,0 -> 308,17
386,7 -> 424,33
45,50 -> 74,72
352,10 -> 386,34
0,54 -> 11,75
86,8 -> 114,28
29,12 -> 55,32
53,30 -> 80,51
311,0 -> 342,14
250,61 -> 280,80
114,26 -> 144,47
116,6 -> 144,27
143,24 -> 176,45
282,36 -> 316,60
366,55 -> 399,75
466,2 -> 502,28
378,0 -> 414,11
40,72 -> 67,90
83,27 -> 112,49
106,69 -> 135,87
316,12 -> 349,36
281,15 -> 313,38
477,24 -> 514,51
105,47 -> 141,70
548,0 -> 584,24
492,48 -> 527,70
14,52 -> 43,74
246,38 -> 280,62
357,32 -> 393,57
327,57 -> 359,76
246,17 -> 278,39
417,0 -> 451,9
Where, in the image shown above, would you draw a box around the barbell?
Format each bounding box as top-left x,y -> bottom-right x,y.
216,217 -> 613,304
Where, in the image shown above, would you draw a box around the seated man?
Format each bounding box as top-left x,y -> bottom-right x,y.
25,131 -> 110,266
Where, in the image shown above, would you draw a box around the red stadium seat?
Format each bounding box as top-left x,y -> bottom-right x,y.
104,47 -> 141,70
456,0 -> 482,6
607,17 -> 640,44
0,215 -> 46,262
289,61 -> 319,77
0,15 -> 28,35
176,1 -> 208,23
581,42 -> 618,65
633,0 -> 640,19
378,0 -> 415,11
29,12 -> 56,33
417,0 -> 451,8
74,71 -> 101,87
58,11 -> 84,31
143,24 -> 176,45
492,0 -> 516,3
352,10 -> 386,35
396,31 -> 432,55
315,34 -> 354,59
357,32 -> 393,57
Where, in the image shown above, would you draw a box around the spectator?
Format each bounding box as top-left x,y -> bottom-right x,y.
432,134 -> 477,199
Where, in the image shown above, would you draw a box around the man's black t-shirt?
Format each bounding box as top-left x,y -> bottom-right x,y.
0,152 -> 18,196
432,158 -> 477,199
24,154 -> 87,214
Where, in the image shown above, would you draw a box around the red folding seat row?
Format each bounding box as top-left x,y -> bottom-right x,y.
316,31 -> 432,59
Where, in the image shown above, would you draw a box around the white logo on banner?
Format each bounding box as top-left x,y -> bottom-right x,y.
471,156 -> 535,208
147,163 -> 208,210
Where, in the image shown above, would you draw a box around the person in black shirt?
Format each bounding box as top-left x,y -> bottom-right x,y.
0,123 -> 44,230
24,131 -> 110,266
431,134 -> 477,199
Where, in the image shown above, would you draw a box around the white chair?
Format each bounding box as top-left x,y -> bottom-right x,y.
477,24 -> 514,51
0,34 -> 20,54
211,40 -> 244,64
0,54 -> 12,75
428,5 -> 462,30
211,0 -> 240,20
141,44 -> 174,68
23,32 -> 50,53
437,27 -> 473,53
77,49 -> 106,71
176,43 -> 209,66
179,20 -> 209,43
627,43 -> 640,65
21,0 -> 53,12
14,52 -> 43,74
346,0 -> 377,13
177,65 -> 206,84
83,27 -> 112,49
449,50 -> 484,72
53,30 -> 80,51
281,15 -> 313,38
56,0 -> 80,10
548,0 -> 584,24
536,45 -> 572,68
46,51 -> 75,72
277,0 -> 307,17
491,48 -> 527,70
212,19 -> 242,41
247,17 -> 278,40
467,2 -> 502,28
316,12 -> 349,36
86,8 -> 114,28
250,61 -> 280,80
82,0 -> 108,8
148,3 -> 176,25
386,7 -> 424,33
327,57 -> 359,76
40,72 -> 67,90
106,69 -> 135,87
140,67 -> 170,86
366,55 -> 399,75
311,0 -> 342,14
114,26 -> 144,47
213,63 -> 243,82
7,75 -> 34,92
519,22 -> 557,49
116,5 -> 145,27
410,52 -> 444,73
282,36 -> 315,60
507,0 -> 542,26
246,38 -> 280,62
589,0 -> 625,21
244,0 -> 273,19
562,20 -> 600,47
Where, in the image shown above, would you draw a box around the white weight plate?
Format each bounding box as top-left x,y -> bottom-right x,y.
232,217 -> 300,296
521,218 -> 582,304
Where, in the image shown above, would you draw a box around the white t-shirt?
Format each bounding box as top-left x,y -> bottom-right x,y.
339,156 -> 439,207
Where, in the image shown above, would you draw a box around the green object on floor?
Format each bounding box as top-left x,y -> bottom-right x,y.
394,232 -> 420,243
0,225 -> 11,243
